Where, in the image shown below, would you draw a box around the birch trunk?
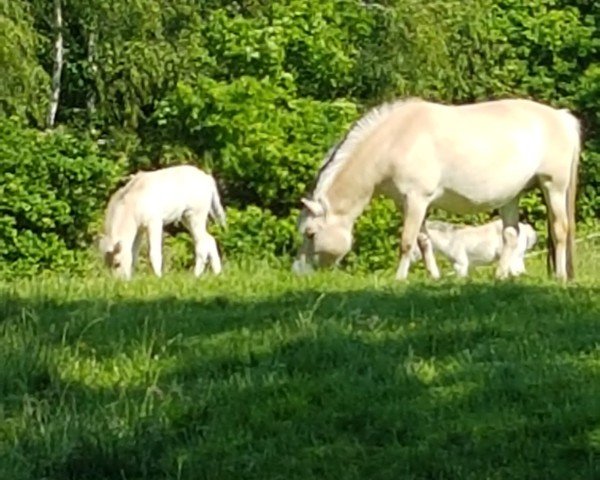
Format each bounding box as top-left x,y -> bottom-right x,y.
46,0 -> 63,128
86,28 -> 97,118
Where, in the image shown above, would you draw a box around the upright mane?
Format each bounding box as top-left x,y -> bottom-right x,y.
312,97 -> 423,197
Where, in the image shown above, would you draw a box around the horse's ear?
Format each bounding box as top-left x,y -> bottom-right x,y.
113,241 -> 122,254
301,198 -> 325,216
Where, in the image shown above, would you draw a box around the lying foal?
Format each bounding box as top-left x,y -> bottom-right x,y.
412,219 -> 538,277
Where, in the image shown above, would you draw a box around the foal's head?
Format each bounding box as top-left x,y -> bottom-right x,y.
99,236 -> 128,279
292,197 -> 353,274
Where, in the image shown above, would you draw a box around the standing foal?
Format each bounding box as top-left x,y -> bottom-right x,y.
99,165 -> 226,280
411,219 -> 538,277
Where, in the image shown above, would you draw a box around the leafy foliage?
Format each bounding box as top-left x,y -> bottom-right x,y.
153,77 -> 358,213
0,118 -> 124,275
0,0 -> 49,125
1,0 -> 600,273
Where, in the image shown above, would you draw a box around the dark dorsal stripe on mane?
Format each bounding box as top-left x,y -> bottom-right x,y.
314,126 -> 355,184
306,128 -> 354,198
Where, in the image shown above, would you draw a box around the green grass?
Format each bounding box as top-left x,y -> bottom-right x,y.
1,241 -> 599,480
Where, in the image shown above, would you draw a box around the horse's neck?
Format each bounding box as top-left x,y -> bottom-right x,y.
107,203 -> 138,245
323,159 -> 383,223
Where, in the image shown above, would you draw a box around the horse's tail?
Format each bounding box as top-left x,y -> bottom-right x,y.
548,109 -> 581,279
209,176 -> 227,227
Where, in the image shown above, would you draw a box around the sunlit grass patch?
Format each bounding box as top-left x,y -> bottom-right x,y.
0,239 -> 599,479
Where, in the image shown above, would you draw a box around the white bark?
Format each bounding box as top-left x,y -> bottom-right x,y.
46,0 -> 63,128
86,28 -> 97,117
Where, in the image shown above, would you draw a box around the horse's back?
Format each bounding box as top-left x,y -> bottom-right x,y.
119,165 -> 215,224
129,165 -> 211,194
384,98 -> 579,212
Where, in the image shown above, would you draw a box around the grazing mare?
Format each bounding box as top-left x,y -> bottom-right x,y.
410,219 -> 538,277
292,98 -> 580,281
99,165 -> 226,280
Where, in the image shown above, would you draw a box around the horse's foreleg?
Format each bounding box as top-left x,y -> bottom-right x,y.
496,199 -> 520,279
396,196 -> 430,280
147,222 -> 163,277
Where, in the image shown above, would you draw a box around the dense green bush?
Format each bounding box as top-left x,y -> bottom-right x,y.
0,118 -> 124,276
1,0 -> 599,276
152,76 -> 358,214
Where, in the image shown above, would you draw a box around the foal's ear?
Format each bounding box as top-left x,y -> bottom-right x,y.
301,198 -> 325,216
113,241 -> 123,254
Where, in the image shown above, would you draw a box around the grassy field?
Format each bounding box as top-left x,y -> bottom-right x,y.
1,240 -> 599,480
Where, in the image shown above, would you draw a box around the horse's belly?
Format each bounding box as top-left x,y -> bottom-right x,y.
431,178 -> 533,214
431,191 -> 510,214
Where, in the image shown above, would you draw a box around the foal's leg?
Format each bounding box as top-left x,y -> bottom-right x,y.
542,184 -> 569,280
417,230 -> 441,279
508,234 -> 527,276
509,256 -> 526,276
131,229 -> 143,274
496,199 -> 520,279
204,234 -> 222,275
396,196 -> 431,280
451,248 -> 470,277
184,210 -> 217,277
147,221 -> 164,277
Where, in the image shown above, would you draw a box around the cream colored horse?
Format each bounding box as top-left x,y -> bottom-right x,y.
293,98 -> 580,281
99,165 -> 226,280
410,219 -> 538,277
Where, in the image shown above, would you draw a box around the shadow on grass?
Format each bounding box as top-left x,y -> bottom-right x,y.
0,282 -> 599,479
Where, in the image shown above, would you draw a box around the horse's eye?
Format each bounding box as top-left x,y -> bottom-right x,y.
113,262 -> 121,268
306,230 -> 315,239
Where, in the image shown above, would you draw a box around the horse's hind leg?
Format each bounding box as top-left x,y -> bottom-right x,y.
542,184 -> 569,280
204,234 -> 222,275
396,195 -> 431,280
184,210 -> 221,276
496,199 -> 520,279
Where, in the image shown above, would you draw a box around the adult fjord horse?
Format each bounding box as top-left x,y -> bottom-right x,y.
292,98 -> 580,281
99,165 -> 226,280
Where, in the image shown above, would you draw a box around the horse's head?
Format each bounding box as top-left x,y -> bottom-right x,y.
292,197 -> 353,274
98,235 -> 129,279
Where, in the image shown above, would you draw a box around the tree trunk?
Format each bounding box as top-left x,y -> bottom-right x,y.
86,27 -> 97,119
47,0 -> 63,128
